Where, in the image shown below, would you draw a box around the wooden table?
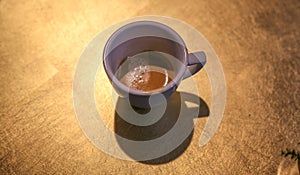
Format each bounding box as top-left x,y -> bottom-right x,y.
1,0 -> 299,174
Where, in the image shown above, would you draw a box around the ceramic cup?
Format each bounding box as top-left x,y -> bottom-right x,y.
103,21 -> 206,108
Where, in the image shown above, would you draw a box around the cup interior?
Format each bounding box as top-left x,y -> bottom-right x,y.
103,21 -> 188,94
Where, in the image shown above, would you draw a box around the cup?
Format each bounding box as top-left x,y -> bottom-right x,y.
103,21 -> 206,108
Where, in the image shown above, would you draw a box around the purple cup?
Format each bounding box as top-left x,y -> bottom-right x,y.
103,21 -> 206,108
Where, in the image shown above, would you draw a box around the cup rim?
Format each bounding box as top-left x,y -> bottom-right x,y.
103,20 -> 188,96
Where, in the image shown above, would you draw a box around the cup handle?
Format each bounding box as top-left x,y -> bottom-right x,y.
183,51 -> 206,79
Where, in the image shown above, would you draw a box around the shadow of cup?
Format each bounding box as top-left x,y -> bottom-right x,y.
114,91 -> 209,164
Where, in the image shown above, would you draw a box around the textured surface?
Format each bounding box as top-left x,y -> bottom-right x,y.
1,0 -> 300,174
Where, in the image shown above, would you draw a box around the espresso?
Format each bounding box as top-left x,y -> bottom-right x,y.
119,65 -> 172,92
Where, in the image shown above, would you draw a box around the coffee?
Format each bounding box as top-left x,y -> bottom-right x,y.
115,51 -> 178,92
119,65 -> 172,92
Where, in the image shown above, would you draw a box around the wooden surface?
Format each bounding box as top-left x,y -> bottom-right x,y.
1,0 -> 300,174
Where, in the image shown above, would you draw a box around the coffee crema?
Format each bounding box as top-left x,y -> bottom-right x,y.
119,65 -> 172,92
